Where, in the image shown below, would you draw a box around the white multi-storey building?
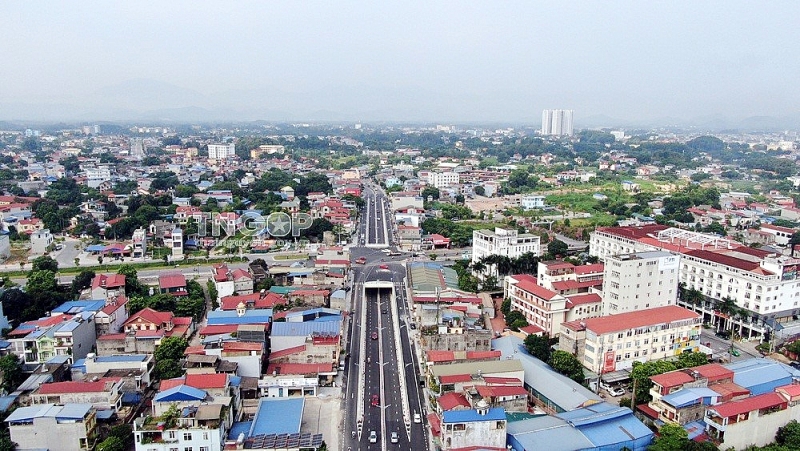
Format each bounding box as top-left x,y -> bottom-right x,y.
520,195 -> 545,210
472,228 -> 542,277
589,224 -> 800,338
602,251 -> 680,314
207,142 -> 236,160
428,171 -> 460,189
6,403 -> 97,451
131,227 -> 147,259
541,109 -> 574,136
560,305 -> 702,374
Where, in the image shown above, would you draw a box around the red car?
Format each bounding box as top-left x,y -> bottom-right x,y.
355,257 -> 367,264
371,331 -> 378,340
371,394 -> 380,406
379,264 -> 389,270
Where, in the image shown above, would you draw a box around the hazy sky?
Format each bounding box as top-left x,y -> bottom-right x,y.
1,1 -> 799,124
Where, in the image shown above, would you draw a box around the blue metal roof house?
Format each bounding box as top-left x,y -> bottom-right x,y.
724,358 -> 800,395
507,402 -> 653,451
285,307 -> 342,323
153,385 -> 208,403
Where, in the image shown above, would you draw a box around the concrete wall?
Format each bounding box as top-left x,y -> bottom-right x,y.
11,416 -> 91,451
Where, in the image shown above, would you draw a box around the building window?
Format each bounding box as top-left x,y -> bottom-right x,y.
183,433 -> 192,441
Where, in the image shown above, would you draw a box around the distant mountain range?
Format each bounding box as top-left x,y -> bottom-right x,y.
1,78 -> 799,131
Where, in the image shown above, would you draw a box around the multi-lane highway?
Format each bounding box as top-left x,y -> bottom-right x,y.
342,181 -> 428,451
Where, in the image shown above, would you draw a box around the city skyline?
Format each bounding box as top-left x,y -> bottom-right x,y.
1,2 -> 799,128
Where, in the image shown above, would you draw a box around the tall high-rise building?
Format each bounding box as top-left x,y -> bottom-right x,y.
541,109 -> 574,136
130,138 -> 144,157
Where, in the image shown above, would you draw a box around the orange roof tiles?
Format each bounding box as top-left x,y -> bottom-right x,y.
580,305 -> 699,335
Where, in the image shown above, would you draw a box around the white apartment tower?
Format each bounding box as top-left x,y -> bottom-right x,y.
541,109 -> 574,136
207,142 -> 236,160
472,228 -> 542,278
428,171 -> 460,189
602,251 -> 680,315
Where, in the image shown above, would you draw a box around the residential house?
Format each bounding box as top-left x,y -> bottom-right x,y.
159,272 -> 188,297
94,297 -> 129,335
17,217 -> 43,234
439,402 -> 506,451
30,228 -> 53,254
6,403 -> 97,451
90,273 -> 126,301
31,377 -> 124,412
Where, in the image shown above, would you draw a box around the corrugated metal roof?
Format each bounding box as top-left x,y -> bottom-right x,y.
153,385 -> 207,402
492,336 -> 602,412
661,387 -> 720,409
250,398 -> 304,436
725,358 -> 800,395
507,415 -> 594,451
95,354 -> 148,363
557,402 -> 653,448
271,321 -> 339,337
442,407 -> 506,423
6,403 -> 92,422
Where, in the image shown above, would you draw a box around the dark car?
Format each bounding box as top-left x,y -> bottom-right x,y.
371,331 -> 378,340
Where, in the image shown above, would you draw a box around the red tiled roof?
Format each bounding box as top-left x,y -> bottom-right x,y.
428,413 -> 441,436
97,333 -> 127,340
265,362 -> 334,375
566,293 -> 602,308
172,317 -> 193,326
412,295 -> 482,304
710,392 -> 786,418
231,268 -> 252,280
159,378 -> 185,391
483,377 -> 522,385
428,350 -> 454,363
438,374 -> 473,384
123,308 -> 172,327
291,289 -> 330,296
683,249 -> 762,272
541,261 -> 574,270
776,384 -> 800,399
761,223 -> 796,234
38,378 -> 120,394
710,382 -> 749,401
637,403 -> 660,420
222,342 -> 263,352
596,224 -> 669,240
186,373 -> 227,389
508,274 -> 537,284
581,305 -> 699,335
91,273 -> 126,290
574,263 -> 604,275
650,371 -> 694,389
519,324 -> 545,335
551,279 -> 603,291
184,345 -> 206,355
135,329 -> 164,338
220,292 -> 286,310
515,278 -> 558,301
269,345 -> 307,360
100,298 -> 127,315
437,392 -> 471,411
159,272 -> 187,289
476,385 -> 528,397
693,363 -> 733,381
199,324 -> 239,336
